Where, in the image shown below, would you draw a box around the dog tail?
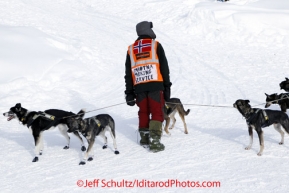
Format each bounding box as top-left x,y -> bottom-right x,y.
180,104 -> 190,116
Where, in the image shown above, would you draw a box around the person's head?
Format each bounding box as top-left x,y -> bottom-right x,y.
136,21 -> 156,39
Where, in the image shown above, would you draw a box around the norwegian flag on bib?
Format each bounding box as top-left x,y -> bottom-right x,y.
133,39 -> 152,54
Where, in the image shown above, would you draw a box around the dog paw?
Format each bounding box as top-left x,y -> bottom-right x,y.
79,161 -> 86,165
184,131 -> 188,134
245,146 -> 251,150
32,157 -> 39,162
102,145 -> 107,149
63,146 -> 69,150
39,151 -> 43,155
257,152 -> 262,156
115,150 -> 120,154
88,157 -> 93,161
169,127 -> 173,130
165,132 -> 171,136
279,142 -> 283,145
81,146 -> 86,151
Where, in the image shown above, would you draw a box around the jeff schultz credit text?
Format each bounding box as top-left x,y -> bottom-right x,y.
77,179 -> 221,188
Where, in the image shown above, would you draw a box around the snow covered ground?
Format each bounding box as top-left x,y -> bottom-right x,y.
0,0 -> 289,192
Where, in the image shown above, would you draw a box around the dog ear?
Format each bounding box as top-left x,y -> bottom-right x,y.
15,103 -> 21,112
245,100 -> 250,103
265,93 -> 268,96
286,77 -> 288,81
76,109 -> 86,119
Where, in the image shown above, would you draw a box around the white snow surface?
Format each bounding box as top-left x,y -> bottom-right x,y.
1,0 -> 289,192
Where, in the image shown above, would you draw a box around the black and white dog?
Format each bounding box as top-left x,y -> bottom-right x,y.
233,99 -> 289,156
280,77 -> 289,92
67,113 -> 119,165
265,93 -> 289,112
3,103 -> 86,162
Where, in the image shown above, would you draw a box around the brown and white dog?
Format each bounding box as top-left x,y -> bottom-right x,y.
164,98 -> 190,135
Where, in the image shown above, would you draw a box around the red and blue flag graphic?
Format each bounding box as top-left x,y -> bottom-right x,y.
133,39 -> 152,54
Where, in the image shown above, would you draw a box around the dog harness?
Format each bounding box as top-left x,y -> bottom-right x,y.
128,39 -> 163,85
94,119 -> 104,136
81,119 -> 103,137
281,93 -> 289,100
26,112 -> 57,128
246,109 -> 269,128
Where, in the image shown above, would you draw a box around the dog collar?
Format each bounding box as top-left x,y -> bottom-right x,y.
20,111 -> 30,123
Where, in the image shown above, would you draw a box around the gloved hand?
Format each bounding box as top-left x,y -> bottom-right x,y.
163,86 -> 171,102
125,90 -> 136,106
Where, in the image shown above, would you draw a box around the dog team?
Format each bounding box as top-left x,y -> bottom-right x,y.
3,99 -> 189,165
4,77 -> 289,164
234,77 -> 289,156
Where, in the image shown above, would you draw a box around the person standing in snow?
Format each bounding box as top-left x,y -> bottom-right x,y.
124,21 -> 172,153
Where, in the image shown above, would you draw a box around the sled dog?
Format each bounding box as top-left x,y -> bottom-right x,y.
233,99 -> 289,156
3,103 -> 86,162
265,93 -> 289,112
164,98 -> 190,135
280,77 -> 289,92
67,113 -> 119,165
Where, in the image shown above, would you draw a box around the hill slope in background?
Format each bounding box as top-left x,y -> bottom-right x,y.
0,0 -> 289,192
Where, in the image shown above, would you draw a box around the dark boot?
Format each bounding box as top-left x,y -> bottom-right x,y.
149,120 -> 165,152
139,128 -> 149,147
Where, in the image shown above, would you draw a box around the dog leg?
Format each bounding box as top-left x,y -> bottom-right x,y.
281,119 -> 289,136
39,132 -> 44,155
73,131 -> 86,151
80,138 -> 95,165
99,131 -> 108,149
256,129 -> 264,156
32,131 -> 43,162
273,123 -> 284,145
281,103 -> 287,112
179,113 -> 188,134
107,126 -> 119,154
58,124 -> 70,149
245,126 -> 253,150
163,117 -> 171,135
169,111 -> 177,130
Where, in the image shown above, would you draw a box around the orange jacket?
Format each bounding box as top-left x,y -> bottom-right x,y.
128,39 -> 163,85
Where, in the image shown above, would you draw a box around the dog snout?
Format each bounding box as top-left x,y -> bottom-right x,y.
265,102 -> 271,108
233,103 -> 236,108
